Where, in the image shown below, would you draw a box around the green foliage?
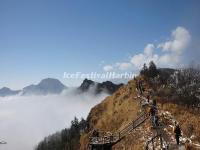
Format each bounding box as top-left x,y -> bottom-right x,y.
35,117 -> 87,150
148,61 -> 158,78
140,61 -> 158,78
140,63 -> 148,76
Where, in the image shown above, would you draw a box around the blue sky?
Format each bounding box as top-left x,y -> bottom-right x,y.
0,0 -> 200,89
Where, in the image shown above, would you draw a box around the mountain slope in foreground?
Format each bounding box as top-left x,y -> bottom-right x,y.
80,76 -> 200,150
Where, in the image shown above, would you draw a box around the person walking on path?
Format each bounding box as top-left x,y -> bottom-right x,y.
173,121 -> 181,145
149,105 -> 158,127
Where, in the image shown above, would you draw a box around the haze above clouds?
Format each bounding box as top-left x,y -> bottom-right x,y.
0,89 -> 108,150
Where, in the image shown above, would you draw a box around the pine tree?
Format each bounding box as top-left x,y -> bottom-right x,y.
148,61 -> 158,78
140,63 -> 148,76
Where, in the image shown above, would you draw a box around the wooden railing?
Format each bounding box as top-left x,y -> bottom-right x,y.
89,111 -> 149,146
89,94 -> 152,148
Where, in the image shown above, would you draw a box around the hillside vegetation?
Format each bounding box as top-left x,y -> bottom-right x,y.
35,117 -> 87,150
80,62 -> 200,150
35,62 -> 200,150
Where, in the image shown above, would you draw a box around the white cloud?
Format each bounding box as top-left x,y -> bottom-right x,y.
103,65 -> 113,71
156,26 -> 191,67
0,89 -> 108,150
116,62 -> 132,70
130,44 -> 159,68
131,53 -> 146,68
144,44 -> 154,56
158,53 -> 180,67
103,62 -> 132,72
158,26 -> 191,54
102,26 -> 191,71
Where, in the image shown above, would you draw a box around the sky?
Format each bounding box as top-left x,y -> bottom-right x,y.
0,0 -> 200,89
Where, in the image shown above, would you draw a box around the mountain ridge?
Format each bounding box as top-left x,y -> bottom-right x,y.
78,78 -> 123,95
22,78 -> 67,95
0,78 -> 123,97
0,87 -> 21,97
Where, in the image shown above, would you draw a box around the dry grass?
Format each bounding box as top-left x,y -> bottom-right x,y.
185,143 -> 200,150
160,103 -> 200,144
80,76 -> 200,150
80,79 -> 144,150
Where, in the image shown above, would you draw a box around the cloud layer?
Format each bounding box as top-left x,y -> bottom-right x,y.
103,26 -> 191,71
0,89 -> 108,150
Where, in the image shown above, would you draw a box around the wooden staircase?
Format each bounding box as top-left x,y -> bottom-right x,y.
89,95 -> 149,150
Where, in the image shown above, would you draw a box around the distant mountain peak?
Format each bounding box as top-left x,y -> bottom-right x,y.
1,87 -> 11,90
22,78 -> 67,96
78,79 -> 95,92
39,78 -> 62,84
78,78 -> 123,94
0,87 -> 21,97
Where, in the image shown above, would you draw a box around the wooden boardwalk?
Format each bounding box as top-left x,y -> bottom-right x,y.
89,95 -> 149,149
89,111 -> 149,146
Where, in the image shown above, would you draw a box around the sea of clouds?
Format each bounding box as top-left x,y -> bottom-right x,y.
0,88 -> 108,150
